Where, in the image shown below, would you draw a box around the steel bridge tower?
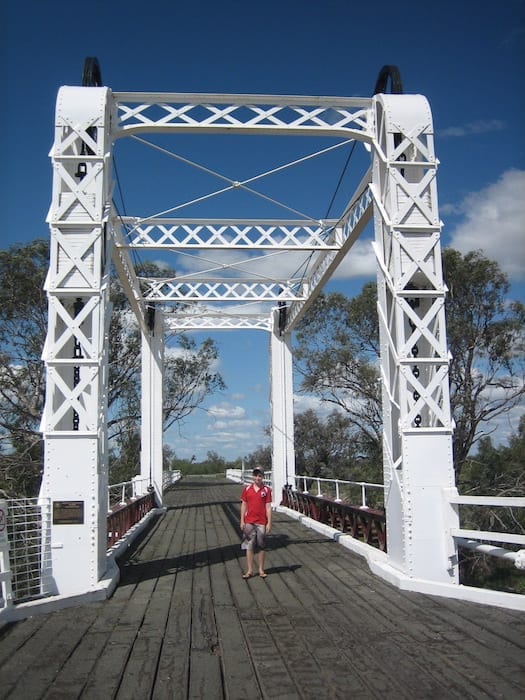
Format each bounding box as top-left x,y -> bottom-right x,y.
40,61 -> 458,598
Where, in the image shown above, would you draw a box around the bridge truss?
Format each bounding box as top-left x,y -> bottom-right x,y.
40,62 -> 459,598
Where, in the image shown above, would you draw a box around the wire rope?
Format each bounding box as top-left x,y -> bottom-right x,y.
127,135 -> 354,227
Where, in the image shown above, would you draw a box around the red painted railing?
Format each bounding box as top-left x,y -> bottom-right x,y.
281,487 -> 387,551
107,492 -> 156,548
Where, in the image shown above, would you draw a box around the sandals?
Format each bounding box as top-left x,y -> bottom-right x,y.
242,572 -> 253,579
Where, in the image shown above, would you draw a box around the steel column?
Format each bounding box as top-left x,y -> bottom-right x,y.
371,94 -> 459,583
140,309 -> 165,505
40,87 -> 114,595
270,310 -> 296,505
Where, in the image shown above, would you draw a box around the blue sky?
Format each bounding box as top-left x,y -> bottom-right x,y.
3,0 -> 524,463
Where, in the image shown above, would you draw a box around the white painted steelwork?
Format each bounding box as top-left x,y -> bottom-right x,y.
113,93 -> 373,139
371,94 -> 459,584
120,218 -> 340,250
41,86 -> 115,597
295,475 -> 384,509
41,73 -> 461,600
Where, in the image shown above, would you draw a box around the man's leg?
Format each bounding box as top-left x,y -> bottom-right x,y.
257,549 -> 266,577
256,525 -> 267,577
244,548 -> 254,576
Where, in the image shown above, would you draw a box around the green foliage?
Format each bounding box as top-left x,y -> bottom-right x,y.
0,240 -> 49,496
243,445 -> 272,472
169,451 -> 231,476
108,431 -> 141,485
457,418 -> 525,592
162,336 -> 225,430
293,408 -> 381,481
294,284 -> 382,465
443,248 -> 525,477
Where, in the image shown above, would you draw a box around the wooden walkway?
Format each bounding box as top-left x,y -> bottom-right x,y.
0,477 -> 524,699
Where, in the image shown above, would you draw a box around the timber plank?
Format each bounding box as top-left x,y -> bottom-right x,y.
2,606 -> 100,700
187,650 -> 223,699
283,545 -> 468,696
0,616 -> 47,663
239,615 -> 302,700
250,515 -> 466,697
152,518 -> 195,697
214,605 -> 262,700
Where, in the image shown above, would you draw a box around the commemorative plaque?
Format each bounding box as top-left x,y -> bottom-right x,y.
53,500 -> 85,525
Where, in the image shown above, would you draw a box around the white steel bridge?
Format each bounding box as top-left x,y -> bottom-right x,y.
0,60 -> 523,621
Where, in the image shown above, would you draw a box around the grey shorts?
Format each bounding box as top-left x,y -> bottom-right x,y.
241,523 -> 266,551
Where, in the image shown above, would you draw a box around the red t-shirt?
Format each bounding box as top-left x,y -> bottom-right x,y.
241,484 -> 272,525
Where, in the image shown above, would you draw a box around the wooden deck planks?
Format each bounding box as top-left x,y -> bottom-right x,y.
0,476 -> 523,699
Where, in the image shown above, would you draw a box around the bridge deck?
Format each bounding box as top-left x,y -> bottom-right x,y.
0,477 -> 524,699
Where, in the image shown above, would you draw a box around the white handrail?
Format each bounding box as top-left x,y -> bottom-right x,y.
447,491 -> 525,569
449,495 -> 525,507
294,474 -> 384,509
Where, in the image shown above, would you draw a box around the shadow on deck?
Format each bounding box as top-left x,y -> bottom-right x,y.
0,477 -> 524,699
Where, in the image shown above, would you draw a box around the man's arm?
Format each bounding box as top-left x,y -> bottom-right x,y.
240,500 -> 247,530
265,502 -> 272,534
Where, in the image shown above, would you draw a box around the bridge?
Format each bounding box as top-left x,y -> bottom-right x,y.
0,478 -> 524,699
0,58 -> 524,629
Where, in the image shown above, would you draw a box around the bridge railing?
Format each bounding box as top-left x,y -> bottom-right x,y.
107,470 -> 182,548
293,475 -> 385,510
280,476 -> 387,551
163,469 -> 182,490
0,497 -> 51,606
447,493 -> 525,571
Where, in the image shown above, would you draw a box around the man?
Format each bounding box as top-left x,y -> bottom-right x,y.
240,467 -> 272,579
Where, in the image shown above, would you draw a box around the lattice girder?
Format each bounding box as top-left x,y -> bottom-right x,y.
285,177 -> 373,330
41,86 -> 115,597
164,312 -> 272,332
120,219 -> 340,250
113,93 -> 373,139
141,278 -> 307,303
43,365 -> 97,432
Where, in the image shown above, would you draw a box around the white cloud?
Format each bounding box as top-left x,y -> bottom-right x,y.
447,169 -> 525,281
212,418 -> 260,430
208,402 -> 246,419
439,119 -> 505,138
333,238 -> 376,279
293,393 -> 345,417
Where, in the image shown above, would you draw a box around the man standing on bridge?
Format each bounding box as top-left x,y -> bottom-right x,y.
240,467 -> 272,579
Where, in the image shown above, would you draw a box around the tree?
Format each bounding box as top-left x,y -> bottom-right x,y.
460,415 -> 525,499
294,283 -> 382,464
0,240 -> 48,496
244,445 -> 272,472
442,248 -> 525,477
162,336 -> 225,430
0,239 -> 225,495
294,409 -> 357,478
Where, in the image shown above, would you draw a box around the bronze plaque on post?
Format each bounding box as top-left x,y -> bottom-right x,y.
53,501 -> 85,525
